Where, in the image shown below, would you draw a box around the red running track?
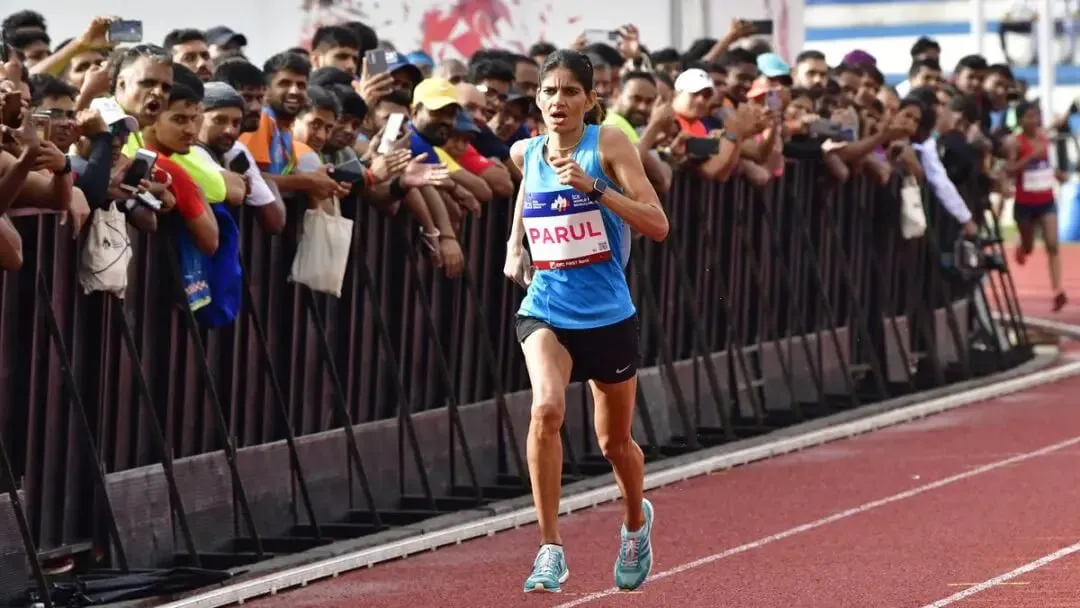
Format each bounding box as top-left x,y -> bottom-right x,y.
1006,244 -> 1080,324
249,369 -> 1080,608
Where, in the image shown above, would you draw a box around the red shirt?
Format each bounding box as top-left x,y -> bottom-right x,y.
148,150 -> 206,221
1013,134 -> 1055,205
675,115 -> 708,137
457,144 -> 494,174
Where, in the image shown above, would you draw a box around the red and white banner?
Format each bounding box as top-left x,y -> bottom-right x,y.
36,0 -> 805,67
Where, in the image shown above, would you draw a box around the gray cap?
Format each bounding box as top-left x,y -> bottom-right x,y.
202,82 -> 245,112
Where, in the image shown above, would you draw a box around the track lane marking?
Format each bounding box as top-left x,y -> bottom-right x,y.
551,432 -> 1080,607
921,541 -> 1080,606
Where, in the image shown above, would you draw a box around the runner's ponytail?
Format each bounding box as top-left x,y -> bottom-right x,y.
586,103 -> 605,125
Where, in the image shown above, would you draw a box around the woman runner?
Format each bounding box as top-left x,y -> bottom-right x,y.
503,49 -> 669,593
1004,100 -> 1068,311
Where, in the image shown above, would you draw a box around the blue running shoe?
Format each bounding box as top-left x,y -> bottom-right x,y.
523,544 -> 569,593
613,498 -> 654,590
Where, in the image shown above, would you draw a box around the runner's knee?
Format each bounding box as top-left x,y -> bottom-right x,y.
1045,239 -> 1060,255
597,433 -> 634,461
530,397 -> 565,434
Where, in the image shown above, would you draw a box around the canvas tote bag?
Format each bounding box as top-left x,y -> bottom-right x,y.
78,202 -> 133,297
288,196 -> 354,297
899,176 -> 927,240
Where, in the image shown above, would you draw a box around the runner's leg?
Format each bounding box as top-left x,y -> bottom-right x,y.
522,328 -> 573,544
590,376 -> 645,531
592,375 -> 654,590
1037,209 -> 1067,309
521,327 -> 574,593
1016,216 -> 1037,265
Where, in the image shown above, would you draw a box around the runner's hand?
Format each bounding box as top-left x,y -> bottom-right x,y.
549,156 -> 594,194
504,243 -> 534,288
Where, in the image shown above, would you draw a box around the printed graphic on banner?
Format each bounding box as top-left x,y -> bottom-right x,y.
300,0 -> 583,59
523,188 -> 611,270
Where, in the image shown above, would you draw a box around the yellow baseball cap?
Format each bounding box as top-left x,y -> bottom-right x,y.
412,78 -> 460,111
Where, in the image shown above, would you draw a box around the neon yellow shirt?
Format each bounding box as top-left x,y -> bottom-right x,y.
124,132 -> 228,204
601,111 -> 641,144
434,147 -> 464,172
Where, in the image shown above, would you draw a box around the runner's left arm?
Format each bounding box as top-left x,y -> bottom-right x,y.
597,126 -> 669,242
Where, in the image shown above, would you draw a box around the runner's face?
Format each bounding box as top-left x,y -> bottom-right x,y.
1021,107 -> 1040,132
538,67 -> 595,134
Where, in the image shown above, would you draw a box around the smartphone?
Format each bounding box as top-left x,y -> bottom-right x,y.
228,152 -> 251,174
135,191 -> 162,211
584,29 -> 619,45
332,157 -> 366,184
30,112 -> 51,142
685,137 -> 721,158
108,20 -> 143,44
748,19 -> 774,35
121,148 -> 158,192
807,117 -> 838,140
364,49 -> 392,75
0,30 -> 9,63
765,90 -> 781,112
378,112 -> 406,155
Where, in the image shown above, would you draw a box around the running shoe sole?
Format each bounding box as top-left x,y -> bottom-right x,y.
524,568 -> 570,593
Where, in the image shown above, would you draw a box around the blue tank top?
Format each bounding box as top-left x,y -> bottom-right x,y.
517,124 -> 635,330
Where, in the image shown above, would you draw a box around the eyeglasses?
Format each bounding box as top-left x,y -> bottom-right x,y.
44,109 -> 76,120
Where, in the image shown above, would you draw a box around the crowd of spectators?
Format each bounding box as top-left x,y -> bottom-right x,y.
0,11 -> 1066,317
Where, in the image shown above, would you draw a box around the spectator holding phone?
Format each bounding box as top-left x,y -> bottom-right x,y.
26,16 -> 109,78
192,82 -> 282,214
73,97 -> 157,232
209,59 -> 285,233
741,76 -> 785,182
671,67 -> 766,181
139,72 -> 219,256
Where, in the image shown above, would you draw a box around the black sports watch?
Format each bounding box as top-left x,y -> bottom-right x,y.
54,156 -> 72,175
587,178 -> 607,202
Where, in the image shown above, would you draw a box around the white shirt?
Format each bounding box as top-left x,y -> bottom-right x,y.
191,142 -> 277,207
912,140 -> 973,224
895,79 -> 911,98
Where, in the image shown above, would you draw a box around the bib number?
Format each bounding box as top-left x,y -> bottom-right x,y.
522,189 -> 611,270
1022,164 -> 1055,192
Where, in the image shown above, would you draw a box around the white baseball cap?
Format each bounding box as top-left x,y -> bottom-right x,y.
89,97 -> 140,134
674,68 -> 714,95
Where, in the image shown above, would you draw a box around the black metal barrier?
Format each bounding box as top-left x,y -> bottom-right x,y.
0,159 -> 1030,605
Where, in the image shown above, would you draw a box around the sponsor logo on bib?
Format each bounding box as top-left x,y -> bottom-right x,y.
522,189 -> 612,270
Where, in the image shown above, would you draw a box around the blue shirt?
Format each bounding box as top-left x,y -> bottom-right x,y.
409,130 -> 440,163
505,124 -> 532,147
517,124 -> 635,329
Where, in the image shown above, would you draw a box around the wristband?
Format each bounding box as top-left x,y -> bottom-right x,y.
53,156 -> 72,175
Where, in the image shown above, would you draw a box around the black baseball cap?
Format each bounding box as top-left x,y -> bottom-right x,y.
204,26 -> 247,48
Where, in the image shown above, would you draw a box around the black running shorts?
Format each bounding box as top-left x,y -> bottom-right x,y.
514,314 -> 639,384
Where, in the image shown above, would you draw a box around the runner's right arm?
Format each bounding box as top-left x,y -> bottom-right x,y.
507,140 -> 528,248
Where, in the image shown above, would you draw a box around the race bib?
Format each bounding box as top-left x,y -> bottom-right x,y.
522,189 -> 611,270
1022,162 -> 1055,192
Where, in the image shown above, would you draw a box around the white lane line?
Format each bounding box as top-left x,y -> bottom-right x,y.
552,433 -> 1080,607
162,358 -> 1080,608
920,541 -> 1080,607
